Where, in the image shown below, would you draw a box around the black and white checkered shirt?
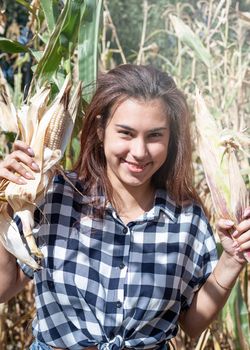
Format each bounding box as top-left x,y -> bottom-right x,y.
18,173 -> 218,350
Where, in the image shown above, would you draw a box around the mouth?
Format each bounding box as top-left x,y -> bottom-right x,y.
122,159 -> 151,173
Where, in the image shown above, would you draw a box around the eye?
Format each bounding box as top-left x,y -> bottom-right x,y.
149,132 -> 162,138
118,130 -> 133,137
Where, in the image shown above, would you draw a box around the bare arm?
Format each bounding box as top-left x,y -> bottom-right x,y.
0,241 -> 30,303
179,215 -> 250,338
179,251 -> 244,338
0,141 -> 39,302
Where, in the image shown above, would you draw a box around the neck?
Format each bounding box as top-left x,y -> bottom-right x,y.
112,183 -> 155,222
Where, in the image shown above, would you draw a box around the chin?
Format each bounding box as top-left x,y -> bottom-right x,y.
121,176 -> 150,188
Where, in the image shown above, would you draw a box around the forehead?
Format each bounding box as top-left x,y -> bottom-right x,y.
108,98 -> 169,127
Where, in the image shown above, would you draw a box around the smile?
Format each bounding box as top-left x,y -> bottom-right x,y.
123,160 -> 150,172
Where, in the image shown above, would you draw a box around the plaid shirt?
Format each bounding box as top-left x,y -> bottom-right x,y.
18,173 -> 218,350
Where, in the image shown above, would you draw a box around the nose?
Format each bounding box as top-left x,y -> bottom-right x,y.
130,137 -> 148,159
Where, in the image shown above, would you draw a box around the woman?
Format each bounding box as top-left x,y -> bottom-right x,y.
0,64 -> 249,350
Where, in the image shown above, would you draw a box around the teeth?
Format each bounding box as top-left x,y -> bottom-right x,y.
125,160 -> 149,173
126,161 -> 147,168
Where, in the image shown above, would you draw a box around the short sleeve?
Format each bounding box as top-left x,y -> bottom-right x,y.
180,209 -> 218,311
17,259 -> 34,279
13,215 -> 35,279
14,196 -> 46,280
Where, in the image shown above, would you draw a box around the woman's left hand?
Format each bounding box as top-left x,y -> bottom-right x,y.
216,207 -> 250,265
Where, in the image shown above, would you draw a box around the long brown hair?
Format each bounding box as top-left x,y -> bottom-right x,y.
74,64 -> 199,209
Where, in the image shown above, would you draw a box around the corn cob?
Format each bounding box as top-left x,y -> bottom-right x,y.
0,77 -> 82,269
195,89 -> 250,262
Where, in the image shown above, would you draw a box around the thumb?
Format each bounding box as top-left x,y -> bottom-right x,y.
216,218 -> 235,239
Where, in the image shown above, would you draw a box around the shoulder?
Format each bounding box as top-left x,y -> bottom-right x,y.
156,189 -> 214,241
34,171 -> 84,222
45,171 -> 85,206
49,171 -> 83,193
181,201 -> 210,232
156,190 -> 209,226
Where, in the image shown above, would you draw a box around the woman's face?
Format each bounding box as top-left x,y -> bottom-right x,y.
103,98 -> 170,194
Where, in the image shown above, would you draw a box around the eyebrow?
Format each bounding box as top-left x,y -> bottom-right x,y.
115,124 -> 168,132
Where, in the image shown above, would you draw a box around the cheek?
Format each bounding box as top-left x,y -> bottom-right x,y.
104,139 -> 129,158
150,143 -> 169,162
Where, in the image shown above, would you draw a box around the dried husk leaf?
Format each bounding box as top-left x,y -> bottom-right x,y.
6,81 -> 71,259
0,77 -> 81,269
195,89 -> 250,262
0,203 -> 40,269
169,14 -> 212,68
0,69 -> 18,133
227,148 -> 249,223
18,86 -> 51,145
228,148 -> 250,261
195,89 -> 232,220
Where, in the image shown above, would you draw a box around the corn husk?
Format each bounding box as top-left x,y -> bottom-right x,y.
195,89 -> 250,262
0,203 -> 39,269
0,68 -> 18,133
0,77 -> 82,269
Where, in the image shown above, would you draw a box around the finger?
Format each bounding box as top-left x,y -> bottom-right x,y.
13,140 -> 35,157
7,151 -> 40,173
2,158 -> 35,180
232,220 -> 250,242
243,207 -> 250,219
216,219 -> 235,233
0,167 -> 27,185
232,231 -> 250,252
234,219 -> 250,236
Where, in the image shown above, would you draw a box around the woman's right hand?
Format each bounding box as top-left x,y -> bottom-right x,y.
0,140 -> 40,185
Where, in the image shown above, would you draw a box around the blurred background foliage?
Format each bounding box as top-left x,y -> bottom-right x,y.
0,0 -> 250,349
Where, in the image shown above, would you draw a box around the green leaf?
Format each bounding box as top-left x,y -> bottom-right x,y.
222,280 -> 250,350
235,282 -> 250,348
63,136 -> 81,170
30,50 -> 44,62
16,0 -> 34,13
78,0 -> 103,102
13,71 -> 23,108
32,0 -> 85,87
40,0 -> 57,33
169,14 -> 212,68
0,38 -> 29,53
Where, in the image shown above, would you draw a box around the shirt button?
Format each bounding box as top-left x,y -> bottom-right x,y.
119,263 -> 125,269
116,301 -> 122,308
122,227 -> 128,234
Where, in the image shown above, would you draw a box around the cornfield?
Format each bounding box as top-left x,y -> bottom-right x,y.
0,0 -> 249,349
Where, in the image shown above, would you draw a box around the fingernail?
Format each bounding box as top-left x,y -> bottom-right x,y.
18,177 -> 27,184
243,208 -> 250,217
28,147 -> 35,156
232,230 -> 239,237
224,220 -> 234,226
25,172 -> 35,179
31,162 -> 40,171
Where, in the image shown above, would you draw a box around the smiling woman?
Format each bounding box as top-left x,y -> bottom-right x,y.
103,98 -> 170,218
0,64 -> 250,350
75,64 -> 196,215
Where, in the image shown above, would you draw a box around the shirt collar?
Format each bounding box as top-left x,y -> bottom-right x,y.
152,189 -> 179,223
86,188 -> 180,223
